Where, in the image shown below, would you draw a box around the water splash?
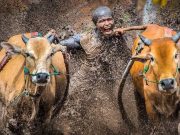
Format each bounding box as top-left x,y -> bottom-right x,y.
143,0 -> 158,24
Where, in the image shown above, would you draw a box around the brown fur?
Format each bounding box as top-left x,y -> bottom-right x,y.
0,33 -> 67,125
130,24 -> 180,122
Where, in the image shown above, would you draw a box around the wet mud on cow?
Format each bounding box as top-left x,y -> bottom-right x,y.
0,33 -> 68,133
129,24 -> 180,132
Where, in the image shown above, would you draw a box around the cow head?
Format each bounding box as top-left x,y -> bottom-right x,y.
0,35 -> 64,86
132,32 -> 180,94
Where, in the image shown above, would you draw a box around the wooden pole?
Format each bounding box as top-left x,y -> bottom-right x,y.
122,25 -> 147,32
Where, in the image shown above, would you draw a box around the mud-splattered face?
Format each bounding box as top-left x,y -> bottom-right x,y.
96,17 -> 114,37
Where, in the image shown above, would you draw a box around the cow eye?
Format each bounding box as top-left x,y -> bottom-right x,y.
175,53 -> 178,59
25,52 -> 30,57
150,56 -> 154,62
50,52 -> 54,56
47,52 -> 54,59
25,53 -> 35,59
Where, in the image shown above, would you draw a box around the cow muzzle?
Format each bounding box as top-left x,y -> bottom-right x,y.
32,72 -> 50,86
158,78 -> 177,93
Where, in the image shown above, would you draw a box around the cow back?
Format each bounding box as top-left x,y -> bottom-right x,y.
0,34 -> 28,103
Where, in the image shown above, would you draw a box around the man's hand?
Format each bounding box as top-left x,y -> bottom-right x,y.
113,28 -> 124,36
44,29 -> 58,38
44,29 -> 60,44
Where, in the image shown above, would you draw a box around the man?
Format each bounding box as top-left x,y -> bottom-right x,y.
46,6 -> 125,51
47,6 -> 147,134
46,6 -> 145,93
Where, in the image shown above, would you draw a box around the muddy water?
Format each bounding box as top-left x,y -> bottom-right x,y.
143,0 -> 158,24
0,0 -> 180,134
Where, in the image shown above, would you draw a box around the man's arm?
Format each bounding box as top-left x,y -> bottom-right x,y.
45,29 -> 82,49
59,34 -> 81,49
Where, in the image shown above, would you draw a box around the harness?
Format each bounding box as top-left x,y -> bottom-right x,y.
142,61 -> 158,85
142,61 -> 179,86
0,52 -> 12,72
23,64 -> 61,76
8,64 -> 63,107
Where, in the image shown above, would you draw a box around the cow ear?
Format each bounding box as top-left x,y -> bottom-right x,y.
132,53 -> 150,63
51,44 -> 67,54
0,42 -> 24,54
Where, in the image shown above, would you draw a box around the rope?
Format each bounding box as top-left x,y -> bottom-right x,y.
142,63 -> 179,85
0,52 -> 12,72
117,58 -> 137,133
143,75 -> 159,84
24,64 -> 66,76
9,71 -> 39,107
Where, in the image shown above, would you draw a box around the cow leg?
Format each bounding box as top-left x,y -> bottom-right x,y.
41,85 -> 55,124
44,107 -> 53,124
42,94 -> 54,124
29,97 -> 41,123
134,90 -> 149,134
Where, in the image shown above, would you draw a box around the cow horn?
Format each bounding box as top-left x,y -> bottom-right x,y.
47,35 -> 55,44
22,34 -> 29,44
172,32 -> 180,43
139,35 -> 152,46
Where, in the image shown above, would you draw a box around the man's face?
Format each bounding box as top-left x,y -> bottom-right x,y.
96,17 -> 114,36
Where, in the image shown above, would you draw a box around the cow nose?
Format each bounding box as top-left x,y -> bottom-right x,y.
160,78 -> 175,90
36,73 -> 49,83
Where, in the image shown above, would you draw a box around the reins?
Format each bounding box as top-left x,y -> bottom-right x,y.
9,63 -> 64,107
142,62 -> 180,85
0,52 -> 12,72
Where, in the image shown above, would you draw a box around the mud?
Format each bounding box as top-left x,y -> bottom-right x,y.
0,0 -> 180,134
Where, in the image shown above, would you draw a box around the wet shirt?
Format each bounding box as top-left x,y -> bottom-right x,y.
66,28 -> 131,96
79,29 -> 130,68
80,30 -> 104,61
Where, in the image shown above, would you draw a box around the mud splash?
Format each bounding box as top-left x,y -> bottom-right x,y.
0,0 -> 180,134
143,0 -> 158,24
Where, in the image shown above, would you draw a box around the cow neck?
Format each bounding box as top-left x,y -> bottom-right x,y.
153,91 -> 179,117
8,72 -> 44,107
24,72 -> 44,98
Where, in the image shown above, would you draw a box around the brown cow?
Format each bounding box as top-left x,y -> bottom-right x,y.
130,24 -> 180,122
0,33 -> 67,126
